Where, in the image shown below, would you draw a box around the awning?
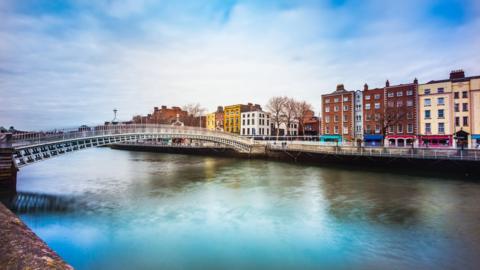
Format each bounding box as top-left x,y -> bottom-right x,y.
320,135 -> 342,139
364,134 -> 383,141
419,135 -> 452,139
471,134 -> 480,139
385,135 -> 416,139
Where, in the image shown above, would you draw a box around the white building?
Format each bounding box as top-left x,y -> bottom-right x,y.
240,111 -> 271,136
354,90 -> 363,140
272,118 -> 299,136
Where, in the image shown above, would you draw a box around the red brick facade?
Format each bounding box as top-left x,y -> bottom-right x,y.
321,84 -> 355,141
363,84 -> 385,135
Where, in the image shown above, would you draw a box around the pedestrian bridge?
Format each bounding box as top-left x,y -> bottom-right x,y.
6,124 -> 259,167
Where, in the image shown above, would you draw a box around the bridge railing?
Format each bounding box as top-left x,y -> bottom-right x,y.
11,124 -> 254,148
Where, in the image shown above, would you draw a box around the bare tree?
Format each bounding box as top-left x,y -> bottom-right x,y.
266,96 -> 288,138
182,103 -> 206,127
283,97 -> 298,136
294,100 -> 313,136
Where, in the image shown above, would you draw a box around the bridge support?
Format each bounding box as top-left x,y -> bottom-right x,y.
0,134 -> 17,194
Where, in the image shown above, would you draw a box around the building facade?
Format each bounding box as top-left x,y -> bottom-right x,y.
224,103 -> 262,134
321,84 -> 355,142
354,90 -> 363,142
240,111 -> 271,136
301,110 -> 320,136
384,79 -> 418,147
206,106 -> 224,131
362,84 -> 385,146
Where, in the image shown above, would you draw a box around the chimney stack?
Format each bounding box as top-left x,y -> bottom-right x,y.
385,80 -> 390,87
364,83 -> 368,91
336,84 -> 345,91
450,70 -> 465,80
414,78 -> 418,84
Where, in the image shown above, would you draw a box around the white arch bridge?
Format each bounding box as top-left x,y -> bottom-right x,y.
7,124 -> 263,168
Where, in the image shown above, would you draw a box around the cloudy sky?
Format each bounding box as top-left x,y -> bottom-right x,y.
1,0 -> 479,130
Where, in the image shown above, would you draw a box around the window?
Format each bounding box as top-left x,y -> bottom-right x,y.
462,103 -> 468,112
365,104 -> 371,110
454,103 -> 459,112
455,117 -> 460,127
252,119 -> 255,125
396,101 -> 403,107
407,100 -> 413,107
374,103 -> 381,109
425,123 -> 431,134
325,98 -> 330,103
242,119 -> 245,125
325,116 -> 330,123
247,119 -> 250,125
334,115 -> 339,122
389,126 -> 394,133
396,91 -> 403,97
407,90 -> 413,96
325,127 -> 330,134
463,116 -> 468,126
424,89 -> 431,95
438,123 -> 445,134
374,94 -> 381,100
343,96 -> 349,101
343,115 -> 348,122
365,95 -> 371,100
366,114 -> 372,120
407,112 -> 413,119
375,125 -> 381,133
325,106 -> 330,112
397,124 -> 403,133
334,126 -> 339,134
438,109 -> 444,118
437,97 -> 445,105
374,113 -> 380,121
343,105 -> 349,111
425,110 -> 431,119
454,92 -> 459,99
388,92 -> 394,97
334,98 -> 339,102
437,88 -> 444,93
242,128 -> 245,134
334,106 -> 339,112
462,91 -> 468,98
388,101 -> 394,107
343,126 -> 348,134
407,124 -> 413,133
424,99 -> 431,106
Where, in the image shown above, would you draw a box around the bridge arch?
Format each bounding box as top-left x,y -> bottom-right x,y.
10,124 -> 257,167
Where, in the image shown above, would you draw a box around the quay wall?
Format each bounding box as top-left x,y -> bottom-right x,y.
111,143 -> 480,178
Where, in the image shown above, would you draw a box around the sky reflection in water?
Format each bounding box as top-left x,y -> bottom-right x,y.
11,148 -> 480,270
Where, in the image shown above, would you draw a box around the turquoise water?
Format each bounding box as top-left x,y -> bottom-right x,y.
10,148 -> 480,269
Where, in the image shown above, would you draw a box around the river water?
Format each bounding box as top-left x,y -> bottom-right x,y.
7,148 -> 480,269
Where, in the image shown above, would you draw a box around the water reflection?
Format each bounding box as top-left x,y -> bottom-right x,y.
9,148 -> 480,270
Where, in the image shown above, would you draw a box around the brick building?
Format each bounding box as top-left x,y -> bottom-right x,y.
321,84 -> 355,142
301,110 -> 320,136
132,106 -> 188,125
362,84 -> 385,146
384,79 -> 418,147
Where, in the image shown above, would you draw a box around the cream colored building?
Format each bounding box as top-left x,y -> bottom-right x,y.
419,70 -> 480,148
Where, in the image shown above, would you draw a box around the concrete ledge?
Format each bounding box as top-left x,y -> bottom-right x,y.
0,203 -> 73,270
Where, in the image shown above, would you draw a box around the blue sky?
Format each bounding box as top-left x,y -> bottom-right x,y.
1,0 -> 479,130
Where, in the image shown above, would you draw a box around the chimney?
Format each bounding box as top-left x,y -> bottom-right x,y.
336,84 -> 345,91
154,107 -> 158,111
413,78 -> 418,84
450,70 -> 465,80
364,83 -> 368,91
385,80 -> 390,87
217,106 -> 223,112
161,105 -> 167,109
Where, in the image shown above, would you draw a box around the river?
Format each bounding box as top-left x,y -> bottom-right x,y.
6,148 -> 480,269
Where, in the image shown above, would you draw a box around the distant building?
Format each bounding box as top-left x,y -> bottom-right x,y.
224,103 -> 262,134
301,110 -> 320,136
132,106 -> 188,125
206,106 -> 224,131
240,111 -> 271,136
321,84 -> 355,142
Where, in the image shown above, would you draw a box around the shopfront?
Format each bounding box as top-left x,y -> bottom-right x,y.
455,130 -> 469,149
320,135 -> 342,143
472,135 -> 480,149
385,135 -> 416,147
364,134 -> 383,147
418,135 -> 453,148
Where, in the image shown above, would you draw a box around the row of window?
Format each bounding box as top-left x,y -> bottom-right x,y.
242,118 -> 270,126
241,127 -> 270,136
325,96 -> 350,103
387,100 -> 414,107
423,88 -> 469,98
424,117 -> 469,133
424,97 -> 444,106
386,90 -> 414,97
365,103 -> 381,110
242,112 -> 270,118
324,126 -> 349,135
325,105 -> 349,112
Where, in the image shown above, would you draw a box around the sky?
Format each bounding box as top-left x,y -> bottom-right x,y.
1,0 -> 479,130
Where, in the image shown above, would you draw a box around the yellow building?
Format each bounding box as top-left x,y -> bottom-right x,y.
419,70 -> 480,148
224,103 -> 262,134
206,113 -> 217,131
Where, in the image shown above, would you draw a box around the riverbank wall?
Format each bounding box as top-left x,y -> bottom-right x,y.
111,143 -> 480,178
0,202 -> 73,269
